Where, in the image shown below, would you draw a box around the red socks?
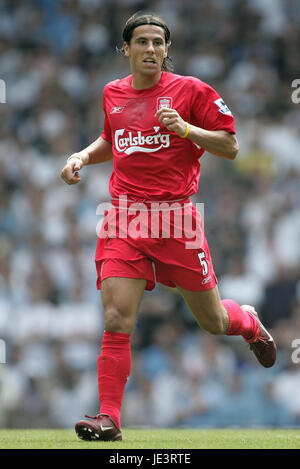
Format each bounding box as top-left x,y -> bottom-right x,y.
97,302 -> 258,429
222,299 -> 259,342
97,331 -> 131,430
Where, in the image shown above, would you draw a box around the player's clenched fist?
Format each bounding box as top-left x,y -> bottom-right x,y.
155,107 -> 189,138
60,151 -> 89,185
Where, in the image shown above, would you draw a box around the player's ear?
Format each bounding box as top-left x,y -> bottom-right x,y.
123,42 -> 130,57
164,41 -> 170,58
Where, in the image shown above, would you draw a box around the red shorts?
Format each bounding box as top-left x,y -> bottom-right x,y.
95,198 -> 217,292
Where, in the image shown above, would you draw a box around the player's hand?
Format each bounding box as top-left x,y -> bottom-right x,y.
155,107 -> 189,138
60,151 -> 88,185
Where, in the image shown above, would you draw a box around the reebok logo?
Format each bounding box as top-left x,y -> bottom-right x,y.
202,275 -> 211,285
110,105 -> 125,114
115,127 -> 170,155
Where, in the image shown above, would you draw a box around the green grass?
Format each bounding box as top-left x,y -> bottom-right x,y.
0,428 -> 300,449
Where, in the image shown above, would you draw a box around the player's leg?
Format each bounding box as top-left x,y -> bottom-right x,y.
101,276 -> 146,334
176,283 -> 276,367
98,276 -> 146,427
150,202 -> 276,368
177,285 -> 257,339
176,284 -> 229,335
76,276 -> 146,441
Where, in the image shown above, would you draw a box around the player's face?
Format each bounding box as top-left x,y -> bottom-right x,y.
123,25 -> 168,76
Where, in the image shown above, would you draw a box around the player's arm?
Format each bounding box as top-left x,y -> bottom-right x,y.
155,108 -> 239,160
185,127 -> 238,160
61,136 -> 113,185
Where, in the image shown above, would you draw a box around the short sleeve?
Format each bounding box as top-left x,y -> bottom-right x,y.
190,79 -> 236,134
100,87 -> 112,143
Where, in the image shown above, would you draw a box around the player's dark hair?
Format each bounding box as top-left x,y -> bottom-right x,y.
117,13 -> 174,72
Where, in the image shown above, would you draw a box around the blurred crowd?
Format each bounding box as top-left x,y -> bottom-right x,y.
0,0 -> 300,429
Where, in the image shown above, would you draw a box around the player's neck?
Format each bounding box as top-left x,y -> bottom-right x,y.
131,71 -> 163,90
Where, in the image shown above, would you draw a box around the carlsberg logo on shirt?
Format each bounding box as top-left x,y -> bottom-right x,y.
115,127 -> 170,155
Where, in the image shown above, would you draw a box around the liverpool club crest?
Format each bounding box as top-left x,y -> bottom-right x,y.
157,97 -> 173,110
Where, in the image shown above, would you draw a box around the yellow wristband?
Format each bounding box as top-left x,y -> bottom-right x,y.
182,123 -> 190,138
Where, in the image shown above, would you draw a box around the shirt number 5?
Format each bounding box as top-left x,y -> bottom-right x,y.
198,252 -> 208,276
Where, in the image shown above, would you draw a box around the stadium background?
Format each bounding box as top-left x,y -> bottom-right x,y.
0,0 -> 299,429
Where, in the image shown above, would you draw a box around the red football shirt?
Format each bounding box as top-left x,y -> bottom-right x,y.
101,71 -> 235,201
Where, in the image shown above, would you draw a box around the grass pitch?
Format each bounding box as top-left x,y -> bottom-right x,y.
0,428 -> 300,449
